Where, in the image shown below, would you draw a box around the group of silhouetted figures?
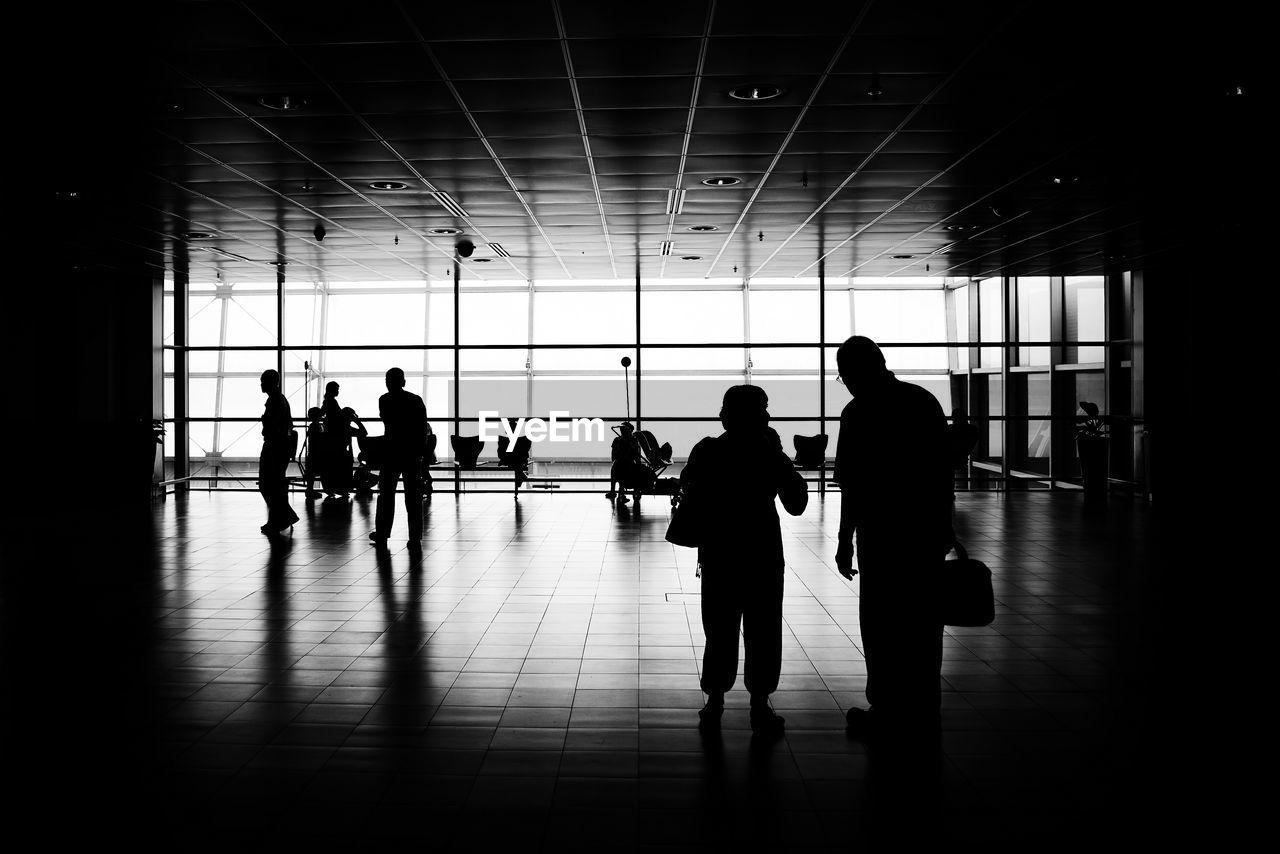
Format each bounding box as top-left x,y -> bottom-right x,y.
677,335 -> 961,746
257,337 -> 963,746
257,366 -> 429,549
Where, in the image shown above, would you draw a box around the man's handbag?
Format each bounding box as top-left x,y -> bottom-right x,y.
938,541 -> 995,627
665,487 -> 705,548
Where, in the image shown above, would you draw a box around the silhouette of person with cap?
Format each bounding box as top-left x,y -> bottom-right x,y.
833,336 -> 954,743
370,367 -> 427,548
258,369 -> 299,535
680,384 -> 808,736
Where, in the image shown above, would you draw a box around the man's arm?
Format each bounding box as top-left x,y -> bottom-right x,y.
834,407 -> 858,578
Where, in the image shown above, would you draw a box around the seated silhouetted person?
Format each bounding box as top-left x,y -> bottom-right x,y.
370,367 -> 427,547
680,385 -> 808,736
834,336 -> 954,744
606,421 -> 652,505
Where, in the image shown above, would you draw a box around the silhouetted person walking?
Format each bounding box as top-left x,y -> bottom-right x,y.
258,369 -> 299,535
681,385 -> 808,736
371,367 -> 427,548
834,337 -> 954,743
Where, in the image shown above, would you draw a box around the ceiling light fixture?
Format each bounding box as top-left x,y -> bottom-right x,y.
179,231 -> 215,240
891,254 -> 914,260
666,188 -> 686,215
432,191 -> 469,218
369,180 -> 409,191
686,225 -> 718,232
429,227 -> 461,235
488,243 -> 511,257
728,84 -> 783,101
930,244 -> 955,256
681,255 -> 702,261
943,224 -> 977,231
701,176 -> 741,187
473,258 -> 491,262
660,241 -> 674,256
257,94 -> 307,111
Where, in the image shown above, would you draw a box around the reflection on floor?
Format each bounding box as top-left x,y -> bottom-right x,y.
6,490 -> 1161,849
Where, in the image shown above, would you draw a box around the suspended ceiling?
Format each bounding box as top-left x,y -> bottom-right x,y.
45,0 -> 1259,285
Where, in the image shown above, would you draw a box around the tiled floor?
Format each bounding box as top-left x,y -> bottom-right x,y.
4,489 -> 1163,850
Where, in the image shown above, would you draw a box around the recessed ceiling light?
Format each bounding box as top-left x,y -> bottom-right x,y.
429,227 -> 461,235
701,176 -> 742,187
729,84 -> 783,101
269,260 -> 289,266
1050,175 -> 1080,185
472,258 -> 491,262
943,224 -> 977,232
686,225 -> 719,232
257,94 -> 307,111
179,231 -> 215,240
891,255 -> 914,260
369,180 -> 409,191
681,256 -> 702,261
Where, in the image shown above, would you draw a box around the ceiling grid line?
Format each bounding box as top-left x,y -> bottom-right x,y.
705,1 -> 874,277
750,9 -> 1022,277
395,0 -> 573,279
552,0 -> 619,279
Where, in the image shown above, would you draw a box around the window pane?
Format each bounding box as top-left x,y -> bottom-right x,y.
534,347 -> 635,372
953,285 -> 969,343
534,291 -> 635,344
460,291 -> 528,346
852,290 -> 947,370
978,278 -> 1002,369
1015,277 -> 1051,366
1065,276 -> 1105,363
749,291 -> 818,370
641,291 -> 742,343
328,293 -> 425,345
641,345 -> 744,372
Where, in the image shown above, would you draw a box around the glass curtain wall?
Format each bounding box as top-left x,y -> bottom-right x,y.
163,271 -> 1129,493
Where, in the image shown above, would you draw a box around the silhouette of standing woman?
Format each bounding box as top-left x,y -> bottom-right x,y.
370,367 -> 427,548
833,336 -> 954,743
258,369 -> 299,535
680,385 -> 807,736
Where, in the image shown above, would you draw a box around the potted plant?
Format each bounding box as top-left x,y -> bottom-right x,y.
1076,401 -> 1109,494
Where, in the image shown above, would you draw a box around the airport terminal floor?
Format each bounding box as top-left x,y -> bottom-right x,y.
6,489 -> 1168,849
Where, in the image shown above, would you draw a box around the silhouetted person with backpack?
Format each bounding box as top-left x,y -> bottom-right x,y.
258,369 -> 299,535
680,385 -> 808,737
370,367 -> 427,548
833,336 -> 954,743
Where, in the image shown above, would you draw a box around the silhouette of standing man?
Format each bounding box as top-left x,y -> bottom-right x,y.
370,367 -> 427,548
258,369 -> 299,535
834,337 -> 954,741
681,385 -> 808,736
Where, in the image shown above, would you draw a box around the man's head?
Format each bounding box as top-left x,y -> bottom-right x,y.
260,369 -> 280,393
835,336 -> 889,395
325,381 -> 339,399
619,421 -> 634,436
720,384 -> 769,432
308,406 -> 322,422
385,367 -> 406,390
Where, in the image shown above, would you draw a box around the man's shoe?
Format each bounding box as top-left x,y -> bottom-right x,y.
369,531 -> 388,544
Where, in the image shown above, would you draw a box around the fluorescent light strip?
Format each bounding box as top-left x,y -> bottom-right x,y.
488,243 -> 511,258
930,243 -> 955,255
659,240 -> 674,256
666,188 -> 686,216
431,192 -> 469,218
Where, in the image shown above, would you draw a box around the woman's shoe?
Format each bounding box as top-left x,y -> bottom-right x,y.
750,702 -> 786,737
698,692 -> 724,731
